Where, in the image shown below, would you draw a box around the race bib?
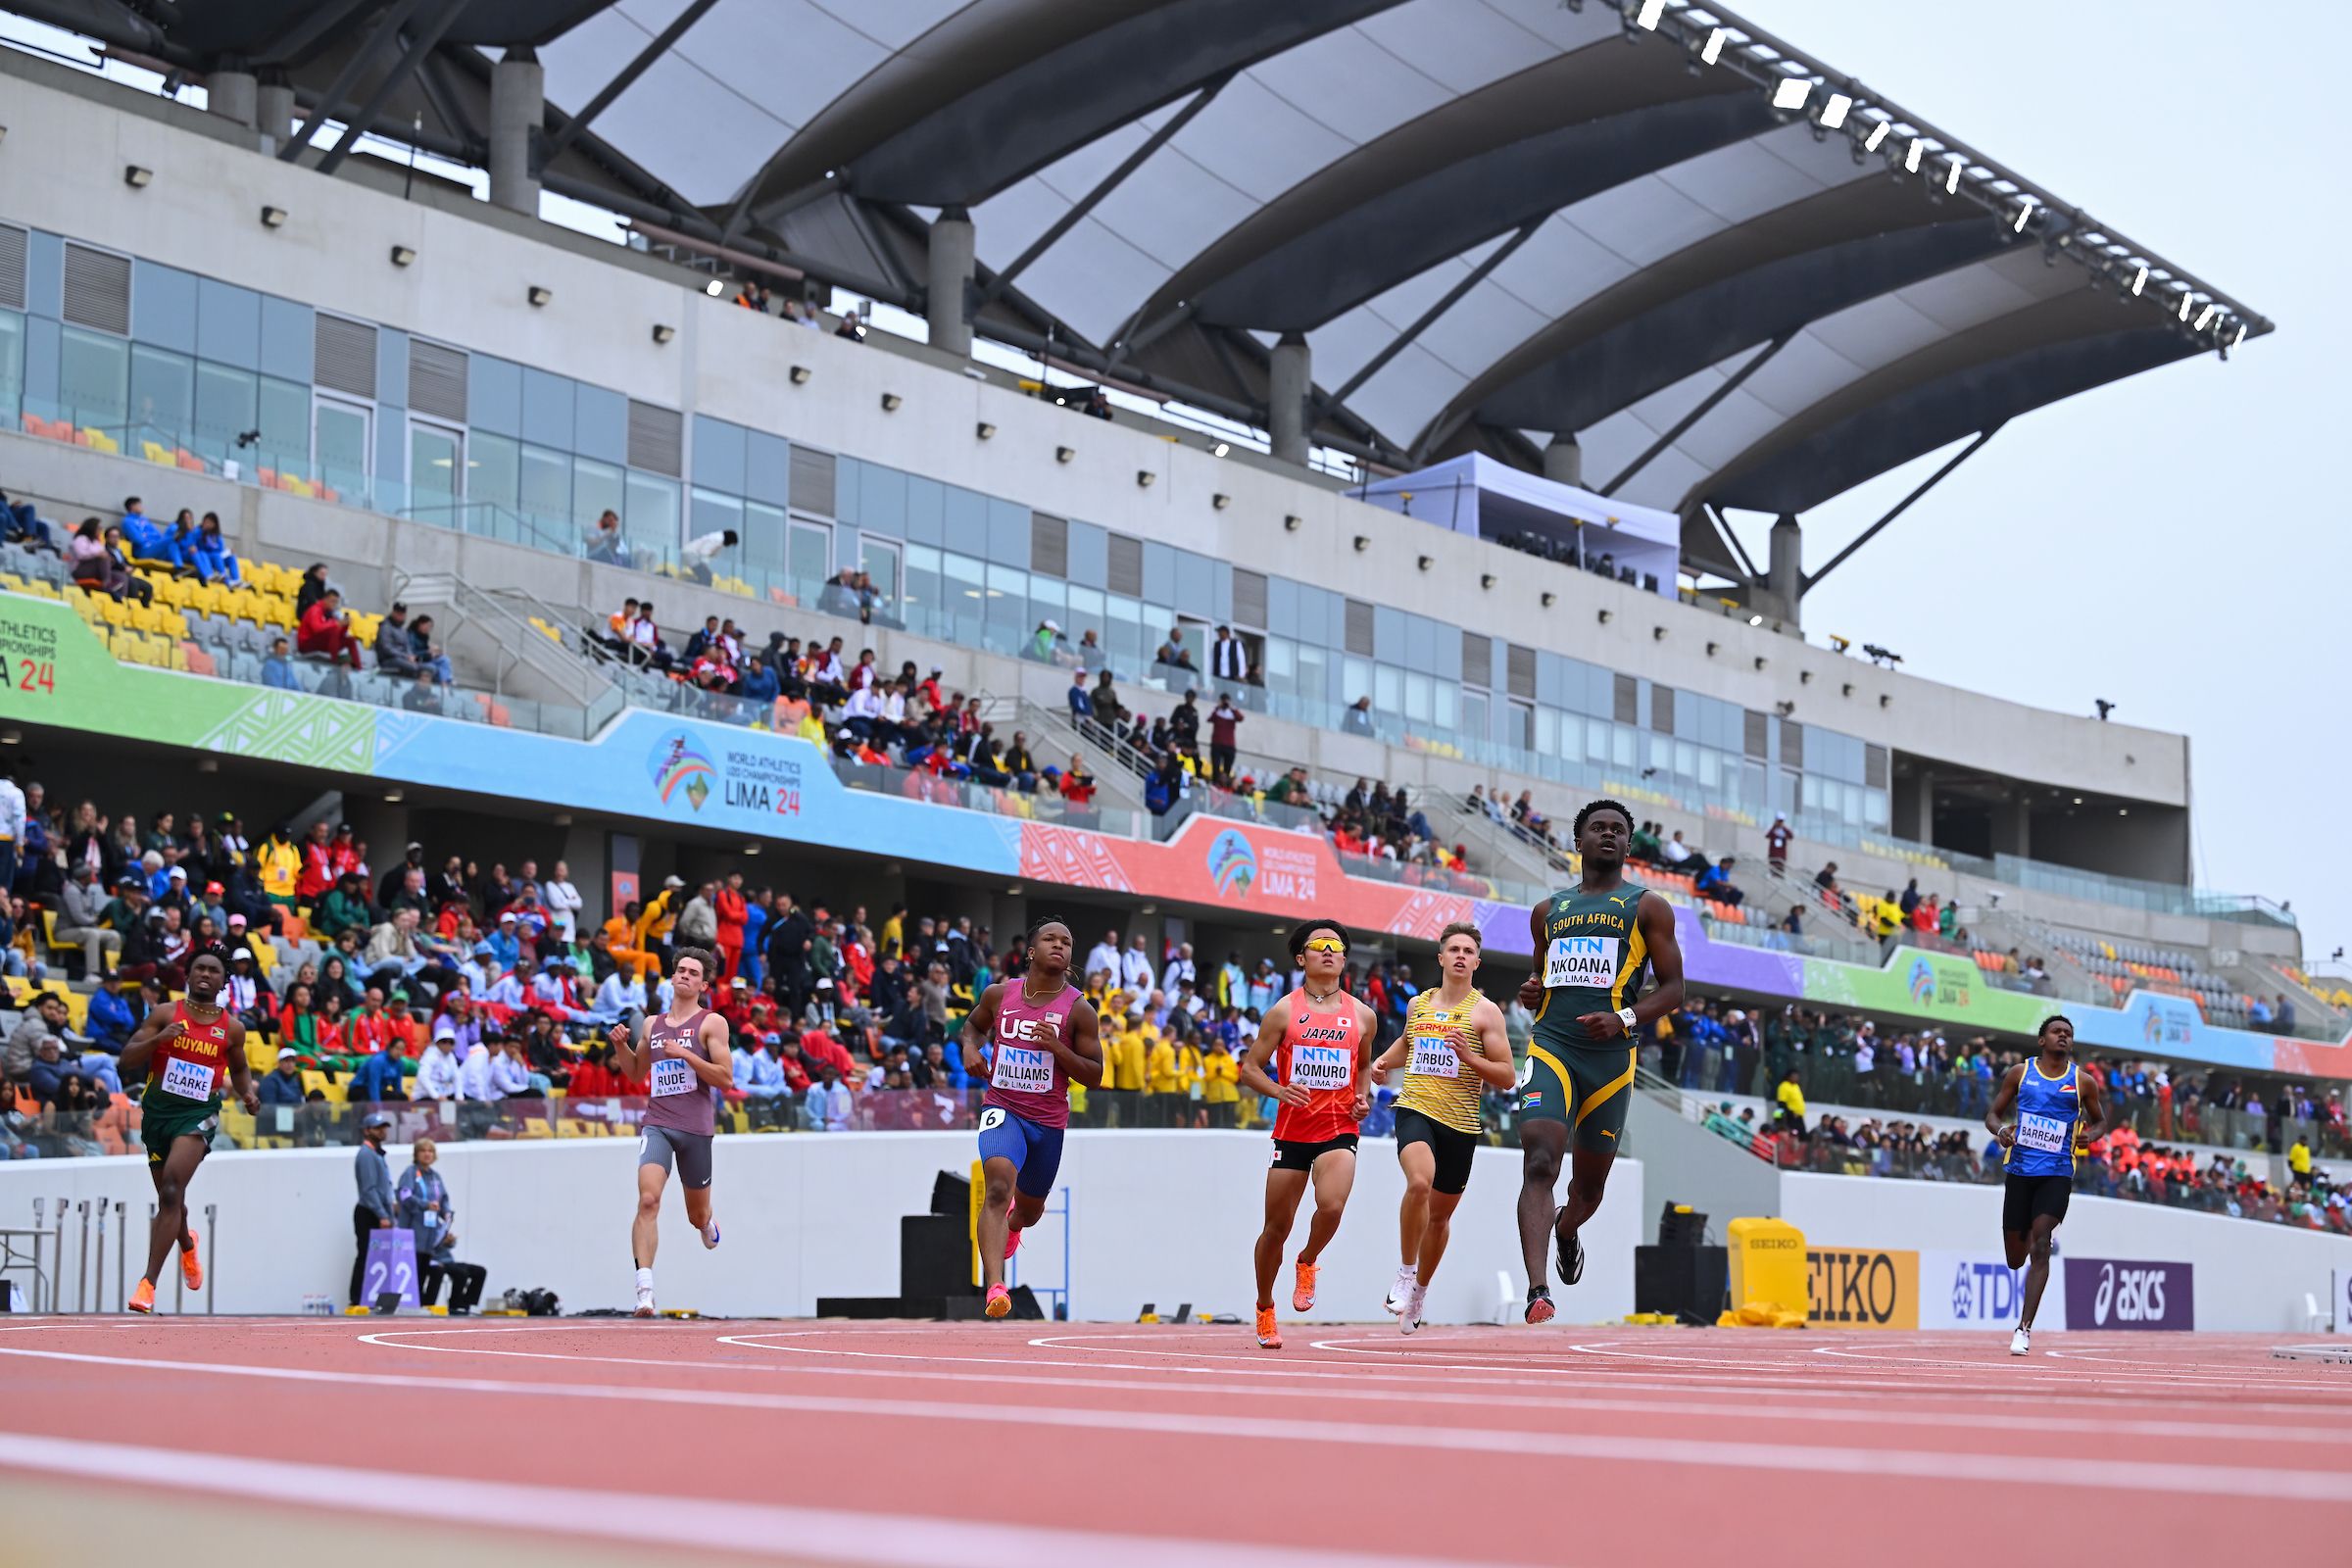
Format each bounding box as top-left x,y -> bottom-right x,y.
649,1056 -> 696,1098
1407,1035 -> 1460,1079
992,1046 -> 1054,1095
2016,1111 -> 2069,1153
1544,935 -> 1616,990
160,1055 -> 216,1102
1290,1044 -> 1350,1092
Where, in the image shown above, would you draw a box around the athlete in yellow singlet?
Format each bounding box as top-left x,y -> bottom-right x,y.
1368,921 -> 1513,1333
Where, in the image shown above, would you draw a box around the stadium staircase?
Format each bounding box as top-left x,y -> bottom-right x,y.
388,569 -> 622,726
1624,1064 -> 1781,1245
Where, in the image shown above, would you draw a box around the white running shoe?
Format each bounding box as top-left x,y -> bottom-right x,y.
1384,1265 -> 1415,1315
634,1285 -> 657,1319
2010,1327 -> 2031,1357
702,1218 -> 721,1250
1399,1283 -> 1428,1336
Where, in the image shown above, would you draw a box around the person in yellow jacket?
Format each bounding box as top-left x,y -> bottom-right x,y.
1145,1028 -> 1181,1126
1174,1037 -> 1206,1129
1099,1005 -> 1149,1128
256,825 -> 301,909
634,877 -> 682,961
1200,1037 -> 1241,1128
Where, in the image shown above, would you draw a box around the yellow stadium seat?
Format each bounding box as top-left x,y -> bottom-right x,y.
141,440 -> 174,466
82,428 -> 120,454
96,597 -> 131,629
192,581 -> 227,616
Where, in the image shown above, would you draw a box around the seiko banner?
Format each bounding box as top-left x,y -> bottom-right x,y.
2062,1257 -> 2195,1331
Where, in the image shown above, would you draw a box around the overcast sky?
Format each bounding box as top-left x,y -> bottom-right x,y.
4,4 -> 2341,978
1724,0 -> 2348,977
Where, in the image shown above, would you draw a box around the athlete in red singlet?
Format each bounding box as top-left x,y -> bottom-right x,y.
1238,918 -> 1376,1348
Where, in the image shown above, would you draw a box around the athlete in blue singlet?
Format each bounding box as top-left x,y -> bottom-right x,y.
1985,1015 -> 2108,1356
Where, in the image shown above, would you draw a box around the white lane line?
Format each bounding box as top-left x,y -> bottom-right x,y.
0,1432 -> 1456,1568
1808,1346 -> 2352,1392
348,1327 -> 2341,1443
6,1340 -> 2351,1501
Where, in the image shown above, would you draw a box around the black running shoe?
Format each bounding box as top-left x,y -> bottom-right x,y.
1555,1230 -> 1586,1287
1525,1287 -> 1555,1325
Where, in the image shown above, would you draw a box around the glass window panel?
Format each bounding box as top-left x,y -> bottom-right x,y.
1865,787 -> 1888,828
59,326 -> 128,427
1675,740 -> 1697,780
1297,644 -> 1327,709
574,456 -> 624,540
128,344 -> 194,438
740,499 -> 786,576
1586,719 -> 1610,763
0,311 -> 23,426
1435,681 -> 1456,733
691,487 -> 745,552
1374,664 -> 1401,714
1405,671 -> 1433,723
623,470 -> 678,552
1534,705 -> 1556,754
789,520 -> 832,587
521,444 -> 574,528
1461,689 -> 1486,744
256,375 -> 309,477
860,536 -> 902,606
985,563 -> 1025,628
905,543 -> 941,633
408,420 -> 463,514
314,396 -> 370,498
1264,635 -> 1295,686
468,431 -> 518,513
1611,725 -> 1636,768
1066,584 -> 1102,622
1697,749 -> 1720,791
1557,711 -> 1582,760
192,361 -> 257,463
1343,657 -> 1371,709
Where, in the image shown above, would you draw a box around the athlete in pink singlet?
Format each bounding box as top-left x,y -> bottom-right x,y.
608,945 -> 733,1316
958,918 -> 1102,1318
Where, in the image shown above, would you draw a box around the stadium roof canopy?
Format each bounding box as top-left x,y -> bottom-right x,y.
18,0 -> 2272,580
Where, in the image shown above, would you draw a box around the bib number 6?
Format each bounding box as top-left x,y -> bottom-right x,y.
978,1107 -> 1007,1133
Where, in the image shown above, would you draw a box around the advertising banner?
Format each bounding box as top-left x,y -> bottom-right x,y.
1805,1247 -> 1920,1329
2336,1267 -> 2352,1334
13,589 -> 2352,1082
2062,1256 -> 2194,1331
1917,1250 -> 2064,1331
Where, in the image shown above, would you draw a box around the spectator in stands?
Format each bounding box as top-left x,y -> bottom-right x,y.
1081,386 -> 1112,420
69,519 -> 152,605
808,1064 -> 852,1130
297,587 -> 365,670
260,636 -> 303,692
55,861 -> 119,978
1660,830 -> 1696,868
1343,695 -> 1374,736
679,527 -> 740,586
1694,857 -> 1744,907
118,498 -> 167,560
258,1047 -> 307,1105
189,514 -> 242,586
373,603 -> 421,677
1775,1070 -> 1807,1133
1156,628 -> 1197,672
0,486 -> 57,553
402,669 -> 443,714
585,510 -> 632,566
1210,625 -> 1248,685
1766,812 -> 1791,871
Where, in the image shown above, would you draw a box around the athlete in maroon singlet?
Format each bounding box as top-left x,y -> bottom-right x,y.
608,945 -> 733,1316
959,918 -> 1102,1318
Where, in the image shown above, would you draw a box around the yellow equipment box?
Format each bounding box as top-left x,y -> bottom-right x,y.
1726,1216 -> 1807,1320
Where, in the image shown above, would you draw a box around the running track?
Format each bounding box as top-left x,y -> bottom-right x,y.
3,1318 -> 2349,1566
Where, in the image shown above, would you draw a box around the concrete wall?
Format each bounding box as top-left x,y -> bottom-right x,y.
0,1132 -> 1642,1326
1781,1171 -> 2351,1331
1627,1093 -> 1780,1245
0,53 -> 2187,813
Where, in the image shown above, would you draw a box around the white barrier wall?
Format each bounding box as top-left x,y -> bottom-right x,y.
1782,1172 -> 2352,1332
0,1134 -> 1641,1325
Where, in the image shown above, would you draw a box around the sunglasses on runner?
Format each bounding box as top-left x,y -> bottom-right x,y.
1301,937 -> 1348,955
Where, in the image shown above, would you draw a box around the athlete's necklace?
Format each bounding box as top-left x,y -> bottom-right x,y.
1304,982 -> 1343,1004
1020,974 -> 1062,1005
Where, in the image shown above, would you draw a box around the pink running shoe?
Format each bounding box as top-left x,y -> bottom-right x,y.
984,1283 -> 1012,1319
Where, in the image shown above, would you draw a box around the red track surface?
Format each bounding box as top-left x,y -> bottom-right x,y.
4,1318 -> 2350,1565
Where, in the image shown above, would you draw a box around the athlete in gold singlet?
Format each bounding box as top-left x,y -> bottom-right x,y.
1369,921 -> 1512,1333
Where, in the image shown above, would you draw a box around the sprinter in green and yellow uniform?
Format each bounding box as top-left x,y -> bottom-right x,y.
1513,798 -> 1683,1324
1369,920 -> 1514,1334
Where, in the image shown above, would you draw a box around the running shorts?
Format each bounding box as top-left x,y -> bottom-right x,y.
2002,1172 -> 2072,1232
1271,1133 -> 1359,1172
977,1105 -> 1066,1199
1394,1106 -> 1477,1196
140,1102 -> 219,1164
1518,1045 -> 1635,1153
639,1124 -> 714,1190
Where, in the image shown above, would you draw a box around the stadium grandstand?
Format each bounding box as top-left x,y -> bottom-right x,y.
0,3 -> 2345,1563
